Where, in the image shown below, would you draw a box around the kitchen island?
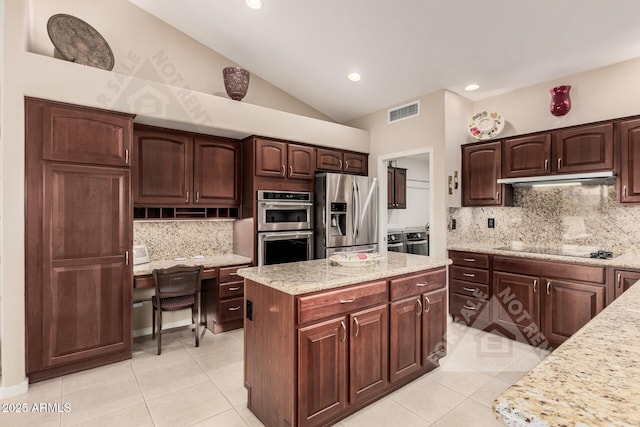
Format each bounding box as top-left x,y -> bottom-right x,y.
237,252 -> 451,427
493,280 -> 640,426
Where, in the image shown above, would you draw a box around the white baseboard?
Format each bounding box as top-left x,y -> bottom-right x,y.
133,318 -> 193,338
0,377 -> 29,399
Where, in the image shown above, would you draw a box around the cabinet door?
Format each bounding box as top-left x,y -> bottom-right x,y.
193,137 -> 240,205
133,128 -> 192,204
38,100 -> 133,166
491,271 -> 540,341
422,288 -> 447,366
552,123 -> 613,174
288,143 -> 316,180
503,134 -> 551,178
394,168 -> 407,209
255,139 -> 287,178
462,142 -> 505,206
316,147 -> 343,172
343,152 -> 368,175
613,269 -> 640,298
298,317 -> 348,427
543,279 -> 605,347
619,118 -> 640,204
38,163 -> 132,370
389,297 -> 421,383
349,305 -> 388,404
387,168 -> 395,209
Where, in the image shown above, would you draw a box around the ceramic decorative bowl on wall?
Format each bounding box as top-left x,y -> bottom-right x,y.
467,111 -> 505,140
223,67 -> 250,101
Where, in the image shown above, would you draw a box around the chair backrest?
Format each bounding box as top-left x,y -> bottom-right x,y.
152,265 -> 203,299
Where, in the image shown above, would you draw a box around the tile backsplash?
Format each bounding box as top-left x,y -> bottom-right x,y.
134,220 -> 234,260
448,185 -> 640,252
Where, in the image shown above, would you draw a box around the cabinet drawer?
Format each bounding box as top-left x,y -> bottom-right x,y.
449,279 -> 489,300
493,256 -> 605,283
449,265 -> 489,284
202,268 -> 217,280
219,265 -> 248,283
389,268 -> 446,301
297,280 -> 388,324
134,275 -> 154,289
449,293 -> 490,327
219,282 -> 244,299
219,297 -> 244,322
449,251 -> 490,269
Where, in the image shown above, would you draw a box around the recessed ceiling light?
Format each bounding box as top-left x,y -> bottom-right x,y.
465,83 -> 480,91
245,0 -> 262,10
348,72 -> 361,82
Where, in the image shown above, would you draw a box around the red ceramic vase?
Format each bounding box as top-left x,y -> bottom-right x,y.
550,85 -> 571,117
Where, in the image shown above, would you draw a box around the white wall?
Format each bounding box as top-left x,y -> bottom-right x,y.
444,92 -> 474,208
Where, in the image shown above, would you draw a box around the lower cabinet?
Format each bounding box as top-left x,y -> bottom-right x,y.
612,268 -> 640,299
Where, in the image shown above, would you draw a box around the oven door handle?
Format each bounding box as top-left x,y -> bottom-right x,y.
406,240 -> 428,245
261,231 -> 313,241
261,202 -> 313,208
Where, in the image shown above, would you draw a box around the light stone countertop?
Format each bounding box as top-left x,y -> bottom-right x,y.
492,281 -> 640,426
447,243 -> 640,269
133,254 -> 253,276
236,252 -> 451,295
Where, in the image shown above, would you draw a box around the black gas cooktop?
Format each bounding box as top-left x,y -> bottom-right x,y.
496,246 -> 619,259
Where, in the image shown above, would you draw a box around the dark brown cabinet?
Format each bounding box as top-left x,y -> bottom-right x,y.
25,98 -> 134,382
255,138 -> 315,180
387,167 -> 407,209
316,147 -> 368,175
448,251 -> 491,329
619,118 -> 640,204
503,134 -> 552,178
422,288 -> 447,366
133,126 -> 240,208
612,268 -> 640,298
462,141 -> 509,206
389,297 -> 422,382
553,123 -> 613,174
491,271 -> 541,339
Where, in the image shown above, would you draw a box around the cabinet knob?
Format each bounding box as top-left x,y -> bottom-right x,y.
557,158 -> 562,169
353,317 -> 360,337
340,321 -> 347,342
463,273 -> 475,278
185,190 -> 189,203
289,165 -> 293,176
463,258 -> 475,262
339,159 -> 343,170
416,298 -> 423,316
546,280 -> 551,295
281,165 -> 286,176
533,279 -> 538,293
544,159 -> 549,171
623,186 -> 628,200
228,286 -> 241,291
339,297 -> 356,304
462,286 -> 477,293
195,191 -> 200,203
424,295 -> 431,313
344,160 -> 349,170
617,273 -> 622,288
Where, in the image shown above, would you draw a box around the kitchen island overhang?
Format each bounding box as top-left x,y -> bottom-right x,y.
237,252 -> 452,427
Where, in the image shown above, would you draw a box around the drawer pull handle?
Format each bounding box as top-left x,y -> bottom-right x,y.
463,273 -> 475,277
533,279 -> 538,293
353,317 -> 360,337
462,287 -> 477,292
229,272 -> 239,276
617,273 -> 622,288
463,304 -> 476,311
424,295 -> 431,313
546,281 -> 551,295
228,306 -> 241,311
463,258 -> 475,262
416,282 -> 428,287
416,298 -> 423,316
340,298 -> 356,304
340,321 -> 347,342
228,286 -> 241,291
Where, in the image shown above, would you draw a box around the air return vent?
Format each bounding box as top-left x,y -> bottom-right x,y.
388,101 -> 420,123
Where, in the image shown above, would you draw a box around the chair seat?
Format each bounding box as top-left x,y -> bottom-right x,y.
152,294 -> 196,311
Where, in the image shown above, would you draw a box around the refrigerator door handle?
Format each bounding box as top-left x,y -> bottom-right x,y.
355,181 -> 361,240
352,179 -> 358,241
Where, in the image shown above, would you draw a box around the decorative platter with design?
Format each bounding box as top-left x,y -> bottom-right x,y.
329,252 -> 385,267
468,111 -> 505,140
47,14 -> 114,70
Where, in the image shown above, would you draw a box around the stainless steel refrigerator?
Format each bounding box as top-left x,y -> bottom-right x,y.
315,173 -> 378,258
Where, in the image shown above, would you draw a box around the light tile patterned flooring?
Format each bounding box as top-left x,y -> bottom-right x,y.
0,322 -> 549,426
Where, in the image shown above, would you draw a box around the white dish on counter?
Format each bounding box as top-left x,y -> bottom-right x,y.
329,252 -> 385,267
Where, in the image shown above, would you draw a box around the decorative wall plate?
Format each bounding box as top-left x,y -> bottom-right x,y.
468,111 -> 505,140
47,14 -> 114,70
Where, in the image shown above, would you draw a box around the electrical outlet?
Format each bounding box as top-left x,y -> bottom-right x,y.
488,218 -> 495,228
451,218 -> 457,230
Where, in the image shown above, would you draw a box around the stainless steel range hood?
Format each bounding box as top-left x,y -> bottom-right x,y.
497,171 -> 616,187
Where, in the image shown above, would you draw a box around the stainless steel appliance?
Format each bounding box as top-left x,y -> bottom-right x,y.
257,190 -> 312,231
387,230 -> 406,253
315,173 -> 378,258
257,190 -> 314,266
403,229 -> 429,256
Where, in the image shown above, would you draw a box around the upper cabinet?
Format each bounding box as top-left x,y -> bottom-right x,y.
503,123 -> 614,178
387,167 -> 407,209
316,148 -> 368,175
255,138 -> 315,180
618,118 -> 640,204
462,141 -> 510,207
133,126 -> 240,208
552,123 -> 613,174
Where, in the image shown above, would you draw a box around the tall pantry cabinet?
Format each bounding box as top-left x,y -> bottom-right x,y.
25,98 -> 134,382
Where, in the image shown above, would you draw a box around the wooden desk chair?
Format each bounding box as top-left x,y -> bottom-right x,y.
152,265 -> 203,355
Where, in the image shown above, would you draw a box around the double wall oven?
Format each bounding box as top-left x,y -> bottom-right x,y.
257,190 -> 313,266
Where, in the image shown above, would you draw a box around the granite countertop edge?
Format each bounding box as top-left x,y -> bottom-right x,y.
237,253 -> 452,295
447,243 -> 640,269
133,253 -> 253,276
